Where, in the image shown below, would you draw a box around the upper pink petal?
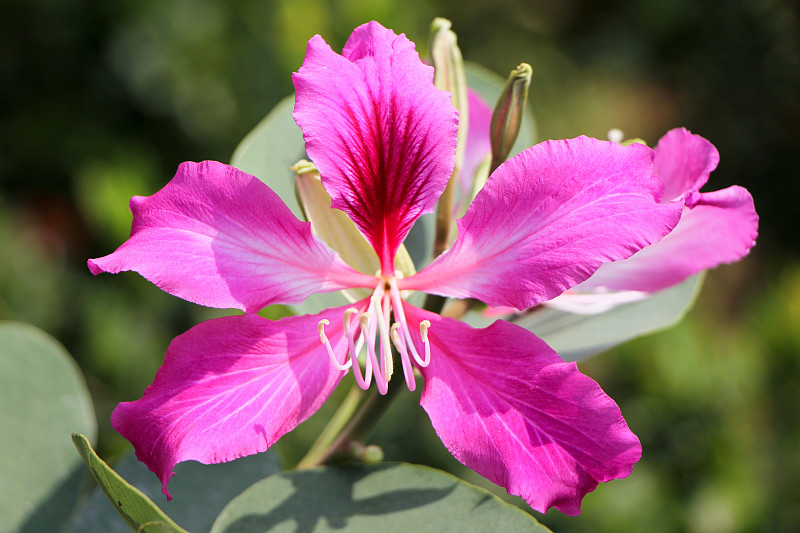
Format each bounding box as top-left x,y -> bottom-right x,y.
577,185 -> 758,293
292,21 -> 458,273
88,161 -> 374,313
403,304 -> 641,515
402,137 -> 682,309
111,307 -> 350,499
654,127 -> 720,202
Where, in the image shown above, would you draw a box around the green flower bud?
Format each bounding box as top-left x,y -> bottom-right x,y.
490,63 -> 532,174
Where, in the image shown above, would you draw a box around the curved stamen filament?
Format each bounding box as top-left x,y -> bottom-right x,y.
318,319 -> 352,371
389,279 -> 431,367
344,308 -> 371,390
361,310 -> 387,394
390,323 -> 417,391
379,289 -> 393,382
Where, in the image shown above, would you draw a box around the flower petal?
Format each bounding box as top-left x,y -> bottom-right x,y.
88,161 -> 374,312
111,306 -> 351,499
403,304 -> 641,515
654,127 -> 719,202
402,137 -> 682,309
574,185 -> 758,293
292,22 -> 458,273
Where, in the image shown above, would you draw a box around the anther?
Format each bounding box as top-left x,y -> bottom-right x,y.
417,320 -> 431,367
318,319 -> 330,344
318,319 -> 351,371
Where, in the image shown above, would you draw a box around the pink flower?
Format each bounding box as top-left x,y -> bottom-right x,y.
88,22 -> 682,515
548,128 -> 758,313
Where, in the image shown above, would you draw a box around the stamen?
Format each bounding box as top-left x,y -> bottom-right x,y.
361,305 -> 387,395
379,290 -> 393,382
343,308 -> 371,389
390,323 -> 416,391
349,312 -> 371,390
418,320 -> 431,367
388,279 -> 430,367
318,319 -> 351,371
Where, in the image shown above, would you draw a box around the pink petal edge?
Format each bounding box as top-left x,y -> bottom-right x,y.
654,127 -> 720,202
575,184 -> 758,293
401,137 -> 682,309
88,161 -> 374,312
111,306 -> 351,499
403,303 -> 641,515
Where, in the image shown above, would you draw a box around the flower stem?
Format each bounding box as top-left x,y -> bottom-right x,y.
296,384 -> 364,469
296,382 -> 403,469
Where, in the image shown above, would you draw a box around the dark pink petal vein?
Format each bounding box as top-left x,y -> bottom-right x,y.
292,21 -> 458,273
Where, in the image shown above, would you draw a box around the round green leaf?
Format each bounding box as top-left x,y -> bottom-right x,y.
0,322 -> 96,533
211,463 -> 550,533
74,447 -> 281,532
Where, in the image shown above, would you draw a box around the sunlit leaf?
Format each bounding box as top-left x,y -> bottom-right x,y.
0,322 -> 96,533
211,462 -> 550,533
71,434 -> 188,533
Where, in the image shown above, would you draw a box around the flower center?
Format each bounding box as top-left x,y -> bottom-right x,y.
317,277 -> 430,394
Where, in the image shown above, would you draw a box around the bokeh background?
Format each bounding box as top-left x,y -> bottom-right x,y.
2,0 -> 798,531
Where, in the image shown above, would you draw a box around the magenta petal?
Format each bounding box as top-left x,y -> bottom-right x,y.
292,22 -> 458,272
111,307 -> 350,498
654,127 -> 720,202
402,137 -> 682,309
578,185 -> 758,292
403,304 -> 641,515
88,161 -> 373,312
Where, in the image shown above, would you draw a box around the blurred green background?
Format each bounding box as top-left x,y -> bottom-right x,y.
1,0 -> 798,531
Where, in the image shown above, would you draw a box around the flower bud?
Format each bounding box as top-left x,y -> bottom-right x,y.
490,63 -> 532,174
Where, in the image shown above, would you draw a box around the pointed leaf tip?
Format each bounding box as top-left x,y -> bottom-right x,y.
71,433 -> 188,533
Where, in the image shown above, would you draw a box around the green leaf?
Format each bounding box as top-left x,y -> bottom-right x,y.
231,94 -> 305,218
211,463 -> 550,533
73,448 -> 281,533
0,322 -> 96,533
518,274 -> 704,361
71,434 -> 188,533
